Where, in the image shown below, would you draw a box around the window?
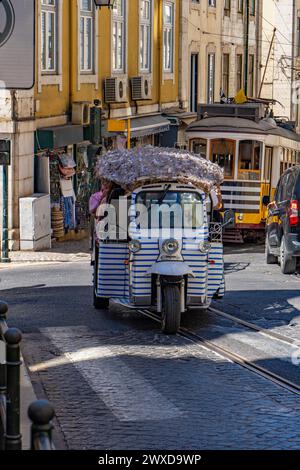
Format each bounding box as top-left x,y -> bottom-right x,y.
238,0 -> 243,13
248,54 -> 254,97
163,1 -> 175,73
238,140 -> 262,180
208,0 -> 216,6
112,0 -> 126,72
207,53 -> 215,103
190,53 -> 198,112
224,0 -> 230,16
136,191 -> 203,230
211,139 -> 235,179
236,54 -> 243,92
250,0 -> 255,15
140,0 -> 152,72
191,139 -> 207,157
80,0 -> 95,73
264,147 -> 273,181
41,0 -> 57,73
222,53 -> 230,97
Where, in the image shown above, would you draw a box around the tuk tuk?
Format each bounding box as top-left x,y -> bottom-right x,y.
92,147 -> 226,334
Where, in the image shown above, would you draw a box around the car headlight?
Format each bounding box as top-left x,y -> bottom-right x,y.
199,241 -> 211,253
129,240 -> 141,253
162,239 -> 179,255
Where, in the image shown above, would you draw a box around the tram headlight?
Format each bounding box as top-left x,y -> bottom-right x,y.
129,239 -> 141,253
162,239 -> 179,255
199,241 -> 211,253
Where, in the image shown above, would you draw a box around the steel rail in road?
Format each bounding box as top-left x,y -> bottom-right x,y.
138,309 -> 300,398
208,306 -> 298,347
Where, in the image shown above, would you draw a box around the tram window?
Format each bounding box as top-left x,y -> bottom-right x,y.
210,139 -> 234,178
264,147 -> 272,181
191,139 -> 207,157
238,140 -> 261,180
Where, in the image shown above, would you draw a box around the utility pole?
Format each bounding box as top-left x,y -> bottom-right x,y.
244,0 -> 250,96
258,28 -> 276,98
0,140 -> 11,263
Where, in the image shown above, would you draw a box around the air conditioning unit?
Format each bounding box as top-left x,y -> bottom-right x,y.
131,76 -> 152,100
72,102 -> 91,125
104,77 -> 128,103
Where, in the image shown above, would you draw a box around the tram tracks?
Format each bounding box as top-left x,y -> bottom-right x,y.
138,308 -> 300,397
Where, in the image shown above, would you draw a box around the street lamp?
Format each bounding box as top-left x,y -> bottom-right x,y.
93,0 -> 115,8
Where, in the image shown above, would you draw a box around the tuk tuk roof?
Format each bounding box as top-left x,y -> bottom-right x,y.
96,146 -> 223,193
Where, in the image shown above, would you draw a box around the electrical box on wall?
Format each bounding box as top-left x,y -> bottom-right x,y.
19,194 -> 51,251
0,140 -> 11,166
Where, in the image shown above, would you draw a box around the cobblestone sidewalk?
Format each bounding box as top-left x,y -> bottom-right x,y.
3,239 -> 91,265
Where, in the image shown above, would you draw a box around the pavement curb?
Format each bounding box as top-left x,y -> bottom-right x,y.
20,356 -> 37,450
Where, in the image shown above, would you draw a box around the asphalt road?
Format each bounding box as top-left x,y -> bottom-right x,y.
1,246 -> 300,450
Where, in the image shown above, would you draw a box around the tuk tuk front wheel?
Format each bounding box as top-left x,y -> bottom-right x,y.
161,284 -> 181,335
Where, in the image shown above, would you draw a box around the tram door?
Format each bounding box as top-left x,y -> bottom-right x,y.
264,147 -> 273,196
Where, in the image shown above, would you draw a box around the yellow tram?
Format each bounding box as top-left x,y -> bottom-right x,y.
186,104 -> 300,242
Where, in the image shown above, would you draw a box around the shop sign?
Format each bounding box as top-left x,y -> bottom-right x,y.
107,119 -> 127,133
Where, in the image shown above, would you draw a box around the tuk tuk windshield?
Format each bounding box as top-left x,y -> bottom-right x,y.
135,190 -> 204,229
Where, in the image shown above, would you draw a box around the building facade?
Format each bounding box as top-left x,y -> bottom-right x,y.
261,0 -> 294,119
0,0 -> 181,250
292,0 -> 300,130
178,0 -> 262,147
221,0 -> 262,99
179,0 -> 222,113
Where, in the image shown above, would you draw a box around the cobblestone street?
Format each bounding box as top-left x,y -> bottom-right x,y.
1,245 -> 300,450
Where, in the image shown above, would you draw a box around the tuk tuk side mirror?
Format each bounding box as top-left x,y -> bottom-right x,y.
223,209 -> 235,229
262,195 -> 270,206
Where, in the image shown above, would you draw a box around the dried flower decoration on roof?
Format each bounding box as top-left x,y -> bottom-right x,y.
95,146 -> 224,193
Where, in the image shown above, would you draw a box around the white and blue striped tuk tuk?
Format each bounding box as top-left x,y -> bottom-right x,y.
92,147 -> 226,334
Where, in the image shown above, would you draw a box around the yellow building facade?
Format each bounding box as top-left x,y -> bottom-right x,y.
0,0 -> 182,250
35,0 -> 180,129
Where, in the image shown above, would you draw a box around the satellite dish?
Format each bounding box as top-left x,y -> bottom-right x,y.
0,0 -> 15,48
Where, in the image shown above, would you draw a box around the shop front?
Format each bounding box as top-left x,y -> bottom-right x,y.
35,125 -> 91,245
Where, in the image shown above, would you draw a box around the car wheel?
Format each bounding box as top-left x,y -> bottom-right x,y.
265,238 -> 277,265
280,237 -> 296,274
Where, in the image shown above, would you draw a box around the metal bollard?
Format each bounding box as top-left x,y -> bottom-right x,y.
28,400 -> 55,450
4,327 -> 22,450
0,301 -> 8,451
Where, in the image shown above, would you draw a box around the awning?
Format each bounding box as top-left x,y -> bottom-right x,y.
163,111 -> 197,126
36,125 -> 84,150
128,114 -> 170,138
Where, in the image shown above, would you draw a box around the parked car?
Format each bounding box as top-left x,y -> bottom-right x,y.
265,166 -> 300,274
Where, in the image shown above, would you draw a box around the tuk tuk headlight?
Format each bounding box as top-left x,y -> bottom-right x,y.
162,239 -> 179,255
199,241 -> 211,253
129,239 -> 141,253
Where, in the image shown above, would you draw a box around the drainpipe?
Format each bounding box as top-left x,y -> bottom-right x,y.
244,0 -> 250,96
291,0 -> 296,121
178,0 -> 184,109
158,0 -> 162,112
69,0 -> 74,120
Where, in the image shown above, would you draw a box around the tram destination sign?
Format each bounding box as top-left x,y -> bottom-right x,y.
0,0 -> 35,89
